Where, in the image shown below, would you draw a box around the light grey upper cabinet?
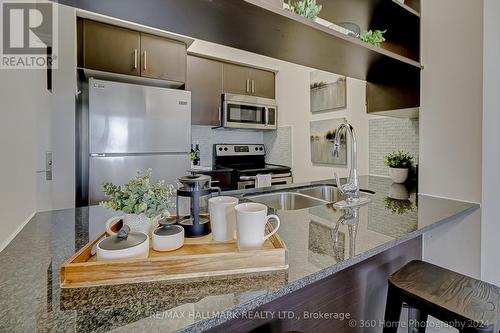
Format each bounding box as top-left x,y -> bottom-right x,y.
223,63 -> 275,99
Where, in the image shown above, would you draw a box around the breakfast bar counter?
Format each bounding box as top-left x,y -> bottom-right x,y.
0,176 -> 479,332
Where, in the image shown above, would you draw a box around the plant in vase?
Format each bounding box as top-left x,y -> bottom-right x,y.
287,0 -> 322,20
384,150 -> 414,183
358,29 -> 387,47
100,169 -> 176,236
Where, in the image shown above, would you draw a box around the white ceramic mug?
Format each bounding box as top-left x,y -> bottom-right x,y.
209,196 -> 238,242
234,203 -> 280,251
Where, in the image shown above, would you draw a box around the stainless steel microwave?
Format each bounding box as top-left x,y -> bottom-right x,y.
221,93 -> 277,130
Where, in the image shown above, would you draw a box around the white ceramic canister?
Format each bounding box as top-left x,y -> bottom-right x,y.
152,225 -> 185,252
96,226 -> 149,261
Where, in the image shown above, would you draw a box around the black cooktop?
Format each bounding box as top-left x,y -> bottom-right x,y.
214,143 -> 291,176
229,164 -> 291,175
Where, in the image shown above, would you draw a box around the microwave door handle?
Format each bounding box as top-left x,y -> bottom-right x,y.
264,107 -> 269,125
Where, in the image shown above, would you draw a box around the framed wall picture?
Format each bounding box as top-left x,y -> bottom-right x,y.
310,117 -> 347,166
310,70 -> 346,113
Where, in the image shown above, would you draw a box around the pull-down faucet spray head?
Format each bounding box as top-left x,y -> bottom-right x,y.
333,141 -> 341,158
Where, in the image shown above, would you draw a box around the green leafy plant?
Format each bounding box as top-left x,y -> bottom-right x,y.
287,0 -> 322,20
384,197 -> 414,215
384,150 -> 414,169
358,29 -> 387,47
100,169 -> 175,219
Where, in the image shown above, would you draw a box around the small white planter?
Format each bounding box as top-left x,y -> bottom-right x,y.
389,168 -> 409,184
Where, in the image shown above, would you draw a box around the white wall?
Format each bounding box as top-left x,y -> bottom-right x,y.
0,0 -> 43,250
0,3 -> 76,252
420,0 -> 483,278
36,4 -> 76,211
0,68 -> 39,251
481,0 -> 500,286
188,41 -> 369,183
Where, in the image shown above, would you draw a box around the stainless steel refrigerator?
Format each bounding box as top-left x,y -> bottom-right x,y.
84,78 -> 191,205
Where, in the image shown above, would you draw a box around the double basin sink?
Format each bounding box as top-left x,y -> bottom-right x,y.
245,185 -> 373,211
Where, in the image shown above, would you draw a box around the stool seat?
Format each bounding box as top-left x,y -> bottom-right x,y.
384,260 -> 500,333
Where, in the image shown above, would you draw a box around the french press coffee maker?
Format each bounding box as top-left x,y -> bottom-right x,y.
176,175 -> 221,237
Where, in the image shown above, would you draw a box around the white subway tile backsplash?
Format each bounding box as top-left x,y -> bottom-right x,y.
369,118 -> 419,176
263,126 -> 292,167
191,126 -> 264,166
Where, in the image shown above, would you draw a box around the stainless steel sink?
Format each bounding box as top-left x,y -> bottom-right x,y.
296,185 -> 374,203
297,185 -> 341,202
246,192 -> 328,210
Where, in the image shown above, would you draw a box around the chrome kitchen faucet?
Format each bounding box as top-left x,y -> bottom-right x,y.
333,122 -> 370,208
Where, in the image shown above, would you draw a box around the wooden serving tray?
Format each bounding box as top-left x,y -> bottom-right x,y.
60,220 -> 288,288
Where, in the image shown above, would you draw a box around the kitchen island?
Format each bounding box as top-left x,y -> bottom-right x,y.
0,176 -> 478,332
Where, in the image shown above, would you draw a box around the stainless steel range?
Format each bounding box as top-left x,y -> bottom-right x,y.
214,144 -> 292,190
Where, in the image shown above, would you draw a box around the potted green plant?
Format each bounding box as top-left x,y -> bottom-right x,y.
358,29 -> 387,47
384,150 -> 414,183
287,0 -> 322,20
100,169 -> 176,236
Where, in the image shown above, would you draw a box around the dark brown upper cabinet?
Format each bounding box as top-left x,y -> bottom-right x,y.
223,63 -> 275,99
186,55 -> 223,126
79,19 -> 187,83
188,55 -> 277,126
140,33 -> 186,83
82,19 -> 141,76
249,67 -> 275,99
222,63 -> 253,96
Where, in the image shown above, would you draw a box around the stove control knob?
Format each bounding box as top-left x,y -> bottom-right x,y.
259,147 -> 263,151
224,147 -> 228,151
255,147 -> 259,151
218,147 -> 223,151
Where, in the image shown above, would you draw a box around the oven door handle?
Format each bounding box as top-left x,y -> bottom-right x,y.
239,173 -> 292,181
239,176 -> 255,181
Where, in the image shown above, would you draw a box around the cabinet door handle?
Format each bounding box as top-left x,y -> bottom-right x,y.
143,50 -> 147,70
133,49 -> 138,69
251,79 -> 255,93
246,79 -> 250,93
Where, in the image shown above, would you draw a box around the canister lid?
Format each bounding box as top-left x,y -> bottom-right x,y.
99,232 -> 147,251
154,225 -> 184,236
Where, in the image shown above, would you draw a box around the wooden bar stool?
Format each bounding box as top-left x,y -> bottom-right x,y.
383,260 -> 500,333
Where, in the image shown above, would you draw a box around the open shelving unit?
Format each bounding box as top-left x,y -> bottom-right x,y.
57,0 -> 422,114
391,0 -> 420,17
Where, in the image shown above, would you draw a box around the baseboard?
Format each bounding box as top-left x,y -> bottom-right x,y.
0,211 -> 36,253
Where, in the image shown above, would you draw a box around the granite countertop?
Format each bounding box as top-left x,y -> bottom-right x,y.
0,176 -> 479,333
